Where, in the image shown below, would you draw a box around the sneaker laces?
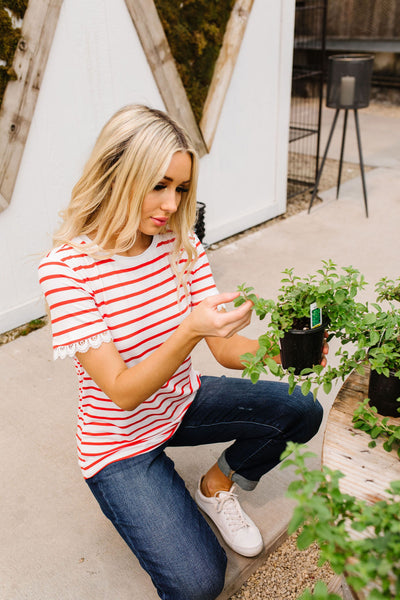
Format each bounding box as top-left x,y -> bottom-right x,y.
215,489 -> 249,533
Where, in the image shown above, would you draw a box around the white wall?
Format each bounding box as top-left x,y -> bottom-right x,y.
200,0 -> 295,244
0,0 -> 295,333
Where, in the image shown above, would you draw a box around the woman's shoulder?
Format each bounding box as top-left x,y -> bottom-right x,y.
38,238 -> 95,272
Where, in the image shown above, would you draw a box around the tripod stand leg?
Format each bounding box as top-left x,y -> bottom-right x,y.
309,109 -> 340,213
337,109 -> 348,199
354,109 -> 369,217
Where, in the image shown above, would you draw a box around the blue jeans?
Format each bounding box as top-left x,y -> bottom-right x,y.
86,376 -> 323,600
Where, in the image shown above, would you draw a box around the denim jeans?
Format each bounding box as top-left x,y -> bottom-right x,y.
86,376 -> 323,600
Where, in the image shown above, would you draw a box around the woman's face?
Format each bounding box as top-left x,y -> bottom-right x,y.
138,151 -> 192,237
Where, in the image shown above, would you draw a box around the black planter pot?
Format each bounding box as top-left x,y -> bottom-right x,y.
280,323 -> 325,375
368,369 -> 400,418
194,202 -> 206,242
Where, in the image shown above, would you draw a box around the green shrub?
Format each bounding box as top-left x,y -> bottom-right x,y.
154,0 -> 234,122
0,1 -> 28,107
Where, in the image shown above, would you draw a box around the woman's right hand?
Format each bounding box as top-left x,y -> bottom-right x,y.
186,292 -> 254,340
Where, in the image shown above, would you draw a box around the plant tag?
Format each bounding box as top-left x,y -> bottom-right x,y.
310,302 -> 322,329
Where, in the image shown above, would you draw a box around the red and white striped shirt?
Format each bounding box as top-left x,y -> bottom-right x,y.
38,233 -> 218,478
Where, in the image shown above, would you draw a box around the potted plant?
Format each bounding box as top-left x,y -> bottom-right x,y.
334,276 -> 400,418
281,442 -> 400,600
365,277 -> 400,417
234,260 -> 368,398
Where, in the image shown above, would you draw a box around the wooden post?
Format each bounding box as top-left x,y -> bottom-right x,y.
200,0 -> 254,149
0,0 -> 64,212
124,0 -> 207,157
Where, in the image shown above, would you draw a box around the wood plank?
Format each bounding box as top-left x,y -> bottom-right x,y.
200,0 -> 254,149
327,574 -> 358,600
0,0 -> 64,211
124,0 -> 207,157
322,369 -> 400,505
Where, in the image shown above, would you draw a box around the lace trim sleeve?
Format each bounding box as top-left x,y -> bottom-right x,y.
53,331 -> 113,360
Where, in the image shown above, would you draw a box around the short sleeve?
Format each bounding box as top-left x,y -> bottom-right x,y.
38,252 -> 111,359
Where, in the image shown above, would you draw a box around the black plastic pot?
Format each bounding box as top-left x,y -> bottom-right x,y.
368,369 -> 400,418
280,323 -> 325,375
195,202 -> 206,242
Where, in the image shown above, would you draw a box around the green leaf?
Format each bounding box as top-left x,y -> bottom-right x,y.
364,313 -> 377,325
300,368 -> 314,376
288,506 -> 305,534
334,289 -> 346,304
233,296 -> 246,307
297,527 -> 315,550
318,283 -> 330,294
250,372 -> 260,384
370,426 -> 382,439
265,357 -> 280,376
301,380 -> 312,396
323,381 -> 332,395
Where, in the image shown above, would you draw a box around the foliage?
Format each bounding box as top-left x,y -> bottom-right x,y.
352,398 -> 400,457
281,442 -> 400,600
154,0 -> 234,122
0,0 -> 28,107
365,277 -> 400,376
332,276 -> 400,428
0,316 -> 47,346
337,279 -> 400,379
298,581 -> 341,600
233,260 -> 368,396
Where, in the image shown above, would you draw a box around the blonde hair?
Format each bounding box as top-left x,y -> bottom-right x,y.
54,104 -> 199,287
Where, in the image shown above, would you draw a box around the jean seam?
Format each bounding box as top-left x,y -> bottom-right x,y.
181,421 -> 283,434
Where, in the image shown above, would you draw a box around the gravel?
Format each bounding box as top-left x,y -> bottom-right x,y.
230,532 -> 335,600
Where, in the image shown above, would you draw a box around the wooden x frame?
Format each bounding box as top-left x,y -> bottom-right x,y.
0,0 -> 253,212
0,0 -> 63,212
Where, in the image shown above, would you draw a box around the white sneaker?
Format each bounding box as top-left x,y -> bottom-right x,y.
195,481 -> 264,557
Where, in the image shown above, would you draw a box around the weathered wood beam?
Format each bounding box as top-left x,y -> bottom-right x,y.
124,0 -> 207,157
0,0 -> 64,212
200,0 -> 254,149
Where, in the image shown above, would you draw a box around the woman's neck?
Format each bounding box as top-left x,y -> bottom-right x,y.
85,231 -> 153,256
119,233 -> 153,256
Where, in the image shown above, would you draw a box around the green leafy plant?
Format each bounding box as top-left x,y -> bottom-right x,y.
337,276 -> 400,377
0,1 -> 28,107
333,276 -> 400,426
154,0 -> 235,122
281,442 -> 400,600
366,277 -> 400,378
234,260 -> 368,397
352,398 -> 400,457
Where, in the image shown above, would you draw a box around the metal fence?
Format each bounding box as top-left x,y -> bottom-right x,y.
287,0 -> 327,199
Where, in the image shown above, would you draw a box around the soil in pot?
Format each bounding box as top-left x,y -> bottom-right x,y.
368,369 -> 400,418
280,319 -> 325,375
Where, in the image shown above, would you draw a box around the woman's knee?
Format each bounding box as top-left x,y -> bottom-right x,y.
290,391 -> 324,442
161,548 -> 227,600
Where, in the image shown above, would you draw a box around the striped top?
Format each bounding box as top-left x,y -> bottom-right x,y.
38,233 -> 218,478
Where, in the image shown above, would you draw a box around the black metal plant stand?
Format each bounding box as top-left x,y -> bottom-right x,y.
308,54 -> 374,217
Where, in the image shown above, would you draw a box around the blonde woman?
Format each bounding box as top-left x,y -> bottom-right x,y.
38,105 -> 324,600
